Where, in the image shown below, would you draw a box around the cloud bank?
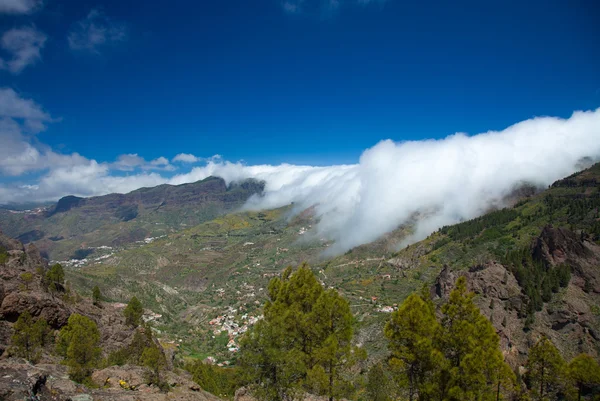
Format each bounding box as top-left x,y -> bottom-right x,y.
1,88 -> 599,254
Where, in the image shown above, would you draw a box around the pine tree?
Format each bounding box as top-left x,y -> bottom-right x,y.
20,272 -> 34,290
11,311 -> 39,362
384,293 -> 441,401
124,296 -> 143,326
240,264 -> 362,401
45,263 -> 64,288
32,317 -> 51,348
366,363 -> 392,401
525,336 -> 567,401
141,345 -> 167,386
568,354 -> 600,401
309,288 -> 362,401
92,286 -> 102,306
439,276 -> 515,401
57,314 -> 101,383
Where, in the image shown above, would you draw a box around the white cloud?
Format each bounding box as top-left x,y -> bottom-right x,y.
111,153 -> 175,172
166,108 -> 600,254
1,106 -> 599,256
0,26 -> 46,74
173,153 -> 200,163
0,0 -> 42,14
68,9 -> 127,54
281,0 -> 386,14
172,153 -> 222,164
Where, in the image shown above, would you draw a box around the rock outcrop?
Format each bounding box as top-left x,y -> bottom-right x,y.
431,226 -> 600,368
0,230 -> 221,400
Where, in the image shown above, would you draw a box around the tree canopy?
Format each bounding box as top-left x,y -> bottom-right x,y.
124,296 -> 143,327
240,263 -> 363,401
56,313 -> 101,383
384,276 -> 515,401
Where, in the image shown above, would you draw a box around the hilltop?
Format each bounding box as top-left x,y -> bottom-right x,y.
0,177 -> 264,261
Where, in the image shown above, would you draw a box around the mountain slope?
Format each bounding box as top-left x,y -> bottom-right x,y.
0,230 -> 223,401
0,177 -> 264,261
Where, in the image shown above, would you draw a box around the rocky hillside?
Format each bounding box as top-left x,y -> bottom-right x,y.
0,230 -> 222,401
0,177 -> 264,261
431,224 -> 600,368
41,163 -> 600,366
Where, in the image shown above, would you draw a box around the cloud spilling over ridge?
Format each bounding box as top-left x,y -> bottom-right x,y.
1,104 -> 600,254
166,108 -> 600,252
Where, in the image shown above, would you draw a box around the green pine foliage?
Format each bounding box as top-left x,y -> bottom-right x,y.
384,293 -> 440,401
0,245 -> 8,265
11,311 -> 49,362
366,362 -> 394,401
568,354 -> 600,401
141,345 -> 168,390
56,314 -> 101,383
439,208 -> 519,241
239,263 -> 363,401
92,285 -> 101,306
185,361 -> 241,398
502,247 -> 571,317
45,263 -> 65,292
525,337 -> 569,401
124,296 -> 144,327
383,276 -> 515,401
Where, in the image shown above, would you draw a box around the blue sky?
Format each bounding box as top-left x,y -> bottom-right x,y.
0,0 -> 599,204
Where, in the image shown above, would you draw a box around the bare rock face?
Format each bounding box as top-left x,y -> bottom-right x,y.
0,360 -> 222,401
431,226 -> 600,368
0,291 -> 72,327
532,225 -> 591,265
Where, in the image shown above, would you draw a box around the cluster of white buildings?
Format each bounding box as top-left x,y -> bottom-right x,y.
208,306 -> 262,353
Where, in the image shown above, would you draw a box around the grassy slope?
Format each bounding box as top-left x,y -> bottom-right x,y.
67,163 -> 600,363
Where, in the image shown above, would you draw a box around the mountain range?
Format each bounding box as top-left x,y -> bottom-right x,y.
0,163 -> 599,399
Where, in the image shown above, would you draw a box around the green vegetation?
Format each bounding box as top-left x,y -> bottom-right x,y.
57,314 -> 101,383
186,361 -> 241,398
366,362 -> 394,401
568,354 -> 600,401
141,345 -> 168,390
92,285 -> 101,306
385,277 -> 514,400
0,245 -> 8,264
440,208 -> 519,242
240,264 -> 363,401
502,247 -> 571,318
11,311 -> 50,362
20,271 -> 34,290
45,263 -> 65,292
123,296 -> 143,326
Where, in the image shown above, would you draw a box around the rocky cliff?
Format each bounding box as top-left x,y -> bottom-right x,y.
432,225 -> 600,369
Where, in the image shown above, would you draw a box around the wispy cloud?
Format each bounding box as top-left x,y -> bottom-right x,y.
172,153 -> 201,163
68,9 -> 127,54
112,154 -> 175,172
281,0 -> 387,15
0,0 -> 43,14
0,87 -> 85,176
172,153 -> 222,164
0,26 -> 46,74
